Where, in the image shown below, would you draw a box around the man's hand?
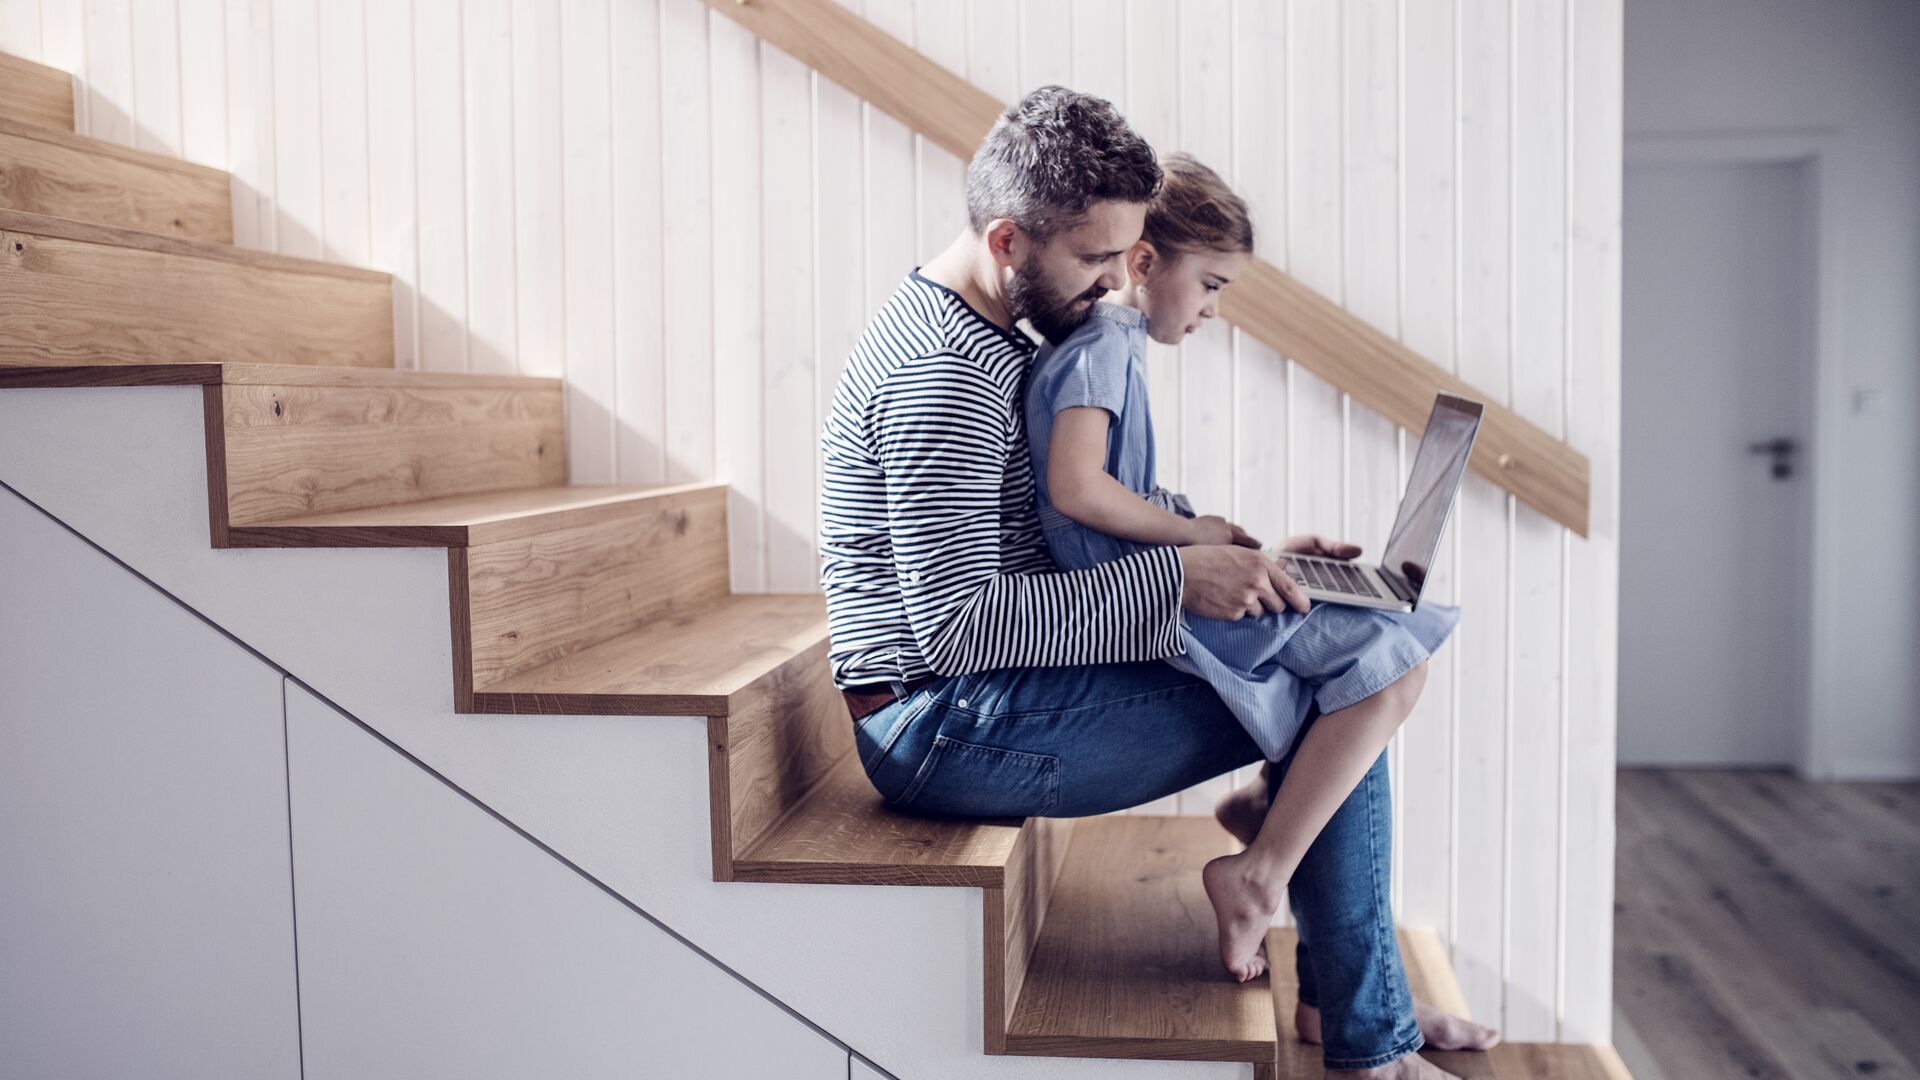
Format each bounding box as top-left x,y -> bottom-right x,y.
1183,515 -> 1263,549
1278,533 -> 1363,560
1178,544 -> 1309,620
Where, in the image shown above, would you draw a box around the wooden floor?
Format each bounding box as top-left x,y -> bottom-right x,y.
1614,767 -> 1920,1080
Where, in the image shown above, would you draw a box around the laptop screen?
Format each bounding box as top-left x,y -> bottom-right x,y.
1380,394 -> 1483,601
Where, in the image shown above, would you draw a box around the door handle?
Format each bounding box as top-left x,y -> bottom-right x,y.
1747,437 -> 1797,479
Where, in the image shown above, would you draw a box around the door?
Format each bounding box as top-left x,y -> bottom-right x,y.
1620,158 -> 1816,766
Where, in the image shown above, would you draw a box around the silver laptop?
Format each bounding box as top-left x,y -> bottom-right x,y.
1262,393 -> 1484,612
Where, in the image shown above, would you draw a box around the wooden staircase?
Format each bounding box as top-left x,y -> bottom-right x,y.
0,53 -> 1628,1078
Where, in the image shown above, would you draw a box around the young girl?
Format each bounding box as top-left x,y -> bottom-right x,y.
1022,153 -> 1460,983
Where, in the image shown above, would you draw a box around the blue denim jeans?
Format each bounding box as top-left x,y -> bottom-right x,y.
853,658 -> 1425,1070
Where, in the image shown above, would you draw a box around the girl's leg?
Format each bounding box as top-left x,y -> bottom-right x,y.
1200,661 -> 1428,981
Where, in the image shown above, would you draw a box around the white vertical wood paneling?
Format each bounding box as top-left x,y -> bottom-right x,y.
1454,0 -> 1515,1031
0,1 -> 41,58
1018,0 -> 1070,89
412,0 -> 467,372
1398,0 -> 1464,976
1566,0 -> 1623,1045
659,0 -> 712,481
559,0 -> 614,482
711,9 -> 765,591
1509,0 -> 1570,1042
221,0 -> 268,248
316,0 -> 368,266
129,0 -> 181,155
812,52 -> 864,502
176,0 -> 226,166
80,0 -> 133,144
1285,0 -> 1346,555
510,0 -> 563,377
761,40 -> 818,592
461,0 -> 516,374
912,1 -> 968,264
609,0 -> 665,482
268,0 -> 321,258
23,0 -> 1619,1042
366,0 -> 419,368
861,0 -> 915,317
1068,0 -> 1125,107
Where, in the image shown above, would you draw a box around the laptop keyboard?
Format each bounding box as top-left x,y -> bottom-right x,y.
1287,556 -> 1382,599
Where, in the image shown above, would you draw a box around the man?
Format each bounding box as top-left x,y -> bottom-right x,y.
817,86 -> 1496,1078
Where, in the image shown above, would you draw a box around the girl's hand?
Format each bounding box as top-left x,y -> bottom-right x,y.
1280,533 -> 1363,560
1185,516 -> 1265,548
1184,515 -> 1237,546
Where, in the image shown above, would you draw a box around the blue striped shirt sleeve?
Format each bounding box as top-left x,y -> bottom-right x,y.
870,353 -> 1187,675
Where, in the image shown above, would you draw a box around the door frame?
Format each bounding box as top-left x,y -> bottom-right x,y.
1624,128 -> 1839,776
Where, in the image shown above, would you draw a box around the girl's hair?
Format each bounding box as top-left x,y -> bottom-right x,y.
1142,152 -> 1255,257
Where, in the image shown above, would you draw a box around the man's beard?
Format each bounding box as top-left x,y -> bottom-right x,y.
1007,259 -> 1106,345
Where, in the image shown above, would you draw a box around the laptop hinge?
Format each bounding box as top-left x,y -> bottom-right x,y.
1377,566 -> 1417,604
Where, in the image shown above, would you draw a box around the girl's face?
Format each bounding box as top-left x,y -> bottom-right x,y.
1128,243 -> 1252,345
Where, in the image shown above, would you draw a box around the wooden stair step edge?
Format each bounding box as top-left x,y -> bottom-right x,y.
1000,815 -> 1277,1063
450,486 -> 746,713
227,482 -> 726,549
466,591 -> 829,718
0,208 -> 391,369
0,361 -> 569,548
0,115 -> 230,242
0,52 -> 73,132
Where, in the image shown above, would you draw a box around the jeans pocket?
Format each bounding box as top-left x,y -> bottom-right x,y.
896,735 -> 1060,818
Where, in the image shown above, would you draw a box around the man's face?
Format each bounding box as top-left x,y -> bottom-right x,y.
1005,199 -> 1146,344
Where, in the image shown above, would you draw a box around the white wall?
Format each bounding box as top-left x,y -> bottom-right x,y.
0,0 -> 1625,1045
1624,0 -> 1920,780
0,480 -> 877,1080
0,484 -> 303,1080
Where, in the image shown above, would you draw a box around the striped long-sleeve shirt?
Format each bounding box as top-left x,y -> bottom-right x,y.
818,271 -> 1189,689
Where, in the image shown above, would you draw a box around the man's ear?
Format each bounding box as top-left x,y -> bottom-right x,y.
983,218 -> 1026,268
1127,240 -> 1158,284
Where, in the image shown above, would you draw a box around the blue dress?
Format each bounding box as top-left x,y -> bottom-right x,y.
1021,302 -> 1460,761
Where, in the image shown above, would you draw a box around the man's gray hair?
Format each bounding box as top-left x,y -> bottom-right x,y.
965,86 -> 1162,245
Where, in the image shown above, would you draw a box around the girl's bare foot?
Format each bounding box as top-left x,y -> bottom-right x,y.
1212,774 -> 1270,848
1296,999 -> 1502,1051
1200,851 -> 1286,982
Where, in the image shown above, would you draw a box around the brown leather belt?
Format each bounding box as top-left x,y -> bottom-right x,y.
842,675 -> 937,723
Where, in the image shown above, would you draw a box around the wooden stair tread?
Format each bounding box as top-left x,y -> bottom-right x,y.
471,593 -> 829,716
0,361 -> 560,391
0,52 -> 73,131
1004,816 -> 1277,1062
734,751 -> 1025,887
231,481 -> 725,547
0,206 -> 383,281
0,115 -> 231,241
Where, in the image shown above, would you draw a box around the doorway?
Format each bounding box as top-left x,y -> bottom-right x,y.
1619,157 -> 1817,767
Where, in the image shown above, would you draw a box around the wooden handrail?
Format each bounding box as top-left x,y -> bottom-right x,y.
707,0 -> 1591,536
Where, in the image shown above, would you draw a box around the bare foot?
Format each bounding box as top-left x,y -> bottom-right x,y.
1297,999 -> 1502,1052
1212,774 -> 1270,848
1200,851 -> 1285,982
1325,1053 -> 1463,1079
